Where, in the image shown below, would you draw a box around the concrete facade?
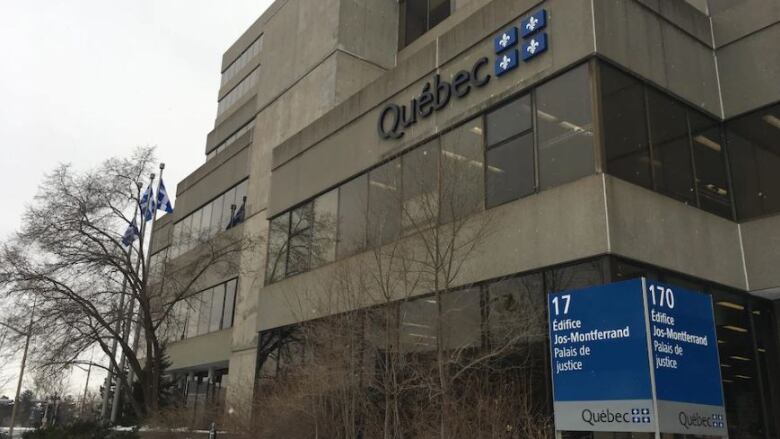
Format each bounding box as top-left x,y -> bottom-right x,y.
150,0 -> 780,434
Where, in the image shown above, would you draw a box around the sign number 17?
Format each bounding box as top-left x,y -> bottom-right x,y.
552,294 -> 571,316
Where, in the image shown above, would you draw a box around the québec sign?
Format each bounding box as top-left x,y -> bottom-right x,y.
548,279 -> 728,437
377,9 -> 549,140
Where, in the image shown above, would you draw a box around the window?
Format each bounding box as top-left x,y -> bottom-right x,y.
368,159 -> 402,247
337,175 -> 368,259
402,140 -> 439,232
486,133 -> 535,208
647,88 -> 696,203
536,64 -> 595,189
726,102 -> 780,220
207,119 -> 255,161
221,34 -> 263,86
441,288 -> 481,350
601,64 -> 653,189
209,284 -> 225,333
312,190 -> 338,267
486,94 -> 532,146
196,288 -> 213,336
217,67 -> 260,117
487,274 -> 545,347
690,112 -> 731,217
222,279 -> 238,329
266,213 -> 290,284
485,94 -> 535,209
399,296 -> 438,352
402,0 -> 451,47
287,203 -> 313,276
170,180 -> 249,259
441,118 -> 484,223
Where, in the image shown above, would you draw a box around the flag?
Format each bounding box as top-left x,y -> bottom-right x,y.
122,216 -> 140,247
140,183 -> 155,221
226,197 -> 246,230
156,180 -> 174,214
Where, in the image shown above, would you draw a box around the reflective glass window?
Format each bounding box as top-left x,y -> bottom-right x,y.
601,64 -> 652,189
399,296 -> 438,352
486,94 -> 532,146
210,194 -> 225,235
368,159 -> 402,247
402,140 -> 439,233
404,0 -> 428,46
266,213 -> 290,284
209,284 -> 225,332
337,175 -> 368,259
429,0 -> 451,28
441,288 -> 481,350
441,118 -> 484,223
485,133 -> 535,208
186,301 -> 199,339
287,203 -> 313,276
487,274 -> 545,348
312,189 -> 338,267
196,288 -> 213,336
536,64 -> 595,189
222,186 -> 237,230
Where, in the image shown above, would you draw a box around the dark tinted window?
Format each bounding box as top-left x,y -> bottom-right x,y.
403,0 -> 451,47
726,103 -> 780,220
647,89 -> 696,203
368,159 -> 402,247
403,0 -> 427,47
486,94 -> 532,146
337,175 -> 368,258
601,64 -> 652,189
536,64 -> 595,189
486,133 -> 535,208
690,112 -> 732,218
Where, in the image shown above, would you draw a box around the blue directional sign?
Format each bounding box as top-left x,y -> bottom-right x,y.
548,279 -> 655,432
645,282 -> 728,435
520,9 -> 547,38
548,279 -> 728,436
493,26 -> 517,53
494,49 -> 518,76
522,33 -> 548,61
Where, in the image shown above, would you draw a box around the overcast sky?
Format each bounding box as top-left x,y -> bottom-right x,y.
0,0 -> 273,397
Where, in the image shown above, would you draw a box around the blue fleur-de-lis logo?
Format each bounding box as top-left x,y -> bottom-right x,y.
499,55 -> 511,70
499,33 -> 511,48
526,16 -> 538,32
526,39 -> 540,54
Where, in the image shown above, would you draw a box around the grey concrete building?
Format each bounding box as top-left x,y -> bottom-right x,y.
149,0 -> 780,436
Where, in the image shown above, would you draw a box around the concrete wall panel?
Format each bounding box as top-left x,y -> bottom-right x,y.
606,176 -> 746,290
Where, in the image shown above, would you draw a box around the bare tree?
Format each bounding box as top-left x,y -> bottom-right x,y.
0,147 -> 258,419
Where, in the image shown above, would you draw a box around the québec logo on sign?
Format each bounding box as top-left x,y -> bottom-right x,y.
493,9 -> 548,76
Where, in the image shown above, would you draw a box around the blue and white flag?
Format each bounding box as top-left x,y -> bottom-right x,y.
226,197 -> 246,230
122,216 -> 140,247
140,183 -> 155,221
156,180 -> 174,214
522,33 -> 548,61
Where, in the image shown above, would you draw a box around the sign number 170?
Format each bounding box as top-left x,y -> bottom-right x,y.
552,294 -> 571,316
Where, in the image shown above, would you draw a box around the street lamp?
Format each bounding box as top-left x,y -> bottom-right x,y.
0,298 -> 36,438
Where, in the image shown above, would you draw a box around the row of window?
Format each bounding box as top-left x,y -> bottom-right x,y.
170,179 -> 248,259
149,248 -> 168,283
206,119 -> 255,162
170,278 -> 238,341
265,63 -> 596,284
220,34 -> 263,87
258,256 -> 779,438
217,67 -> 260,118
402,0 -> 451,47
601,64 -> 733,218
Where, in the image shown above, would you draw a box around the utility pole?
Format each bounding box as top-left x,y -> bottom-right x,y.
2,297 -> 37,439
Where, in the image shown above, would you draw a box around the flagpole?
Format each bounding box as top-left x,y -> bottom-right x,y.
110,171 -> 155,424
101,179 -> 142,423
